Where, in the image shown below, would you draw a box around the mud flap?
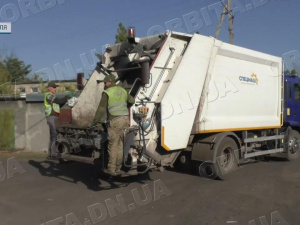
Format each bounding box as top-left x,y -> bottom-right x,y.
123,129 -> 136,161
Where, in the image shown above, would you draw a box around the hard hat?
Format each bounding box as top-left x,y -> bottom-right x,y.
102,75 -> 115,83
47,81 -> 58,88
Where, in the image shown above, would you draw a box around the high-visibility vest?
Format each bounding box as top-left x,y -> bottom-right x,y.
104,86 -> 129,116
44,92 -> 60,116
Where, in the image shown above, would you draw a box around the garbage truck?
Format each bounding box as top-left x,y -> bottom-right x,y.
56,29 -> 300,179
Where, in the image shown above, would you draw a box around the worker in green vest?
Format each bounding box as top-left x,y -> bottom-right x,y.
45,82 -> 72,160
93,75 -> 135,176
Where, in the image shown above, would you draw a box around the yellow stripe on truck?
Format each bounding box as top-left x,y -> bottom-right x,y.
198,125 -> 281,134
161,126 -> 171,151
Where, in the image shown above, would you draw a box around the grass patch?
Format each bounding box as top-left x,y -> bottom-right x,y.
0,109 -> 15,150
0,151 -> 47,159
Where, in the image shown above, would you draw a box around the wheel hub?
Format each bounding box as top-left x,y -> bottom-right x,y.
288,138 -> 299,154
220,154 -> 228,168
220,148 -> 232,168
180,155 -> 186,164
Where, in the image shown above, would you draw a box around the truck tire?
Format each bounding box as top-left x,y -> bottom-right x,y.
286,129 -> 300,161
174,151 -> 192,172
56,139 -> 71,164
198,161 -> 218,179
213,137 -> 239,179
56,140 -> 70,154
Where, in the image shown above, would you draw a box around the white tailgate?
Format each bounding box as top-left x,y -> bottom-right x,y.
161,34 -> 214,150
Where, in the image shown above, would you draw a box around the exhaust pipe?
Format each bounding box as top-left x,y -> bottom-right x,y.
60,153 -> 96,164
144,149 -> 161,164
143,139 -> 162,164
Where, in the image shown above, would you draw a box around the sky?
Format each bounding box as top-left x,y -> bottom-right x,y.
0,0 -> 300,81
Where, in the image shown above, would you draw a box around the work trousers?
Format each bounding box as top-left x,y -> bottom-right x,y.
107,116 -> 129,173
47,116 -> 59,156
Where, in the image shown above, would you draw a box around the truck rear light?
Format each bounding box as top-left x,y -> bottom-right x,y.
77,73 -> 84,91
128,27 -> 135,39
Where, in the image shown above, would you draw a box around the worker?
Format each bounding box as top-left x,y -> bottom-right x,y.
45,82 -> 72,160
93,75 -> 135,176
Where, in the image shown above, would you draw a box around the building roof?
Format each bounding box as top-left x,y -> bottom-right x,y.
16,79 -> 77,85
0,93 -> 80,102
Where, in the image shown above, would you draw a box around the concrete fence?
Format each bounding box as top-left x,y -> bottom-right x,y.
0,100 -> 49,152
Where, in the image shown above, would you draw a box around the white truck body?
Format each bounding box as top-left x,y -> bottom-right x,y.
129,31 -> 282,151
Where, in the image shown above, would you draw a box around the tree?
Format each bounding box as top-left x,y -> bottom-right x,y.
115,22 -> 127,44
291,69 -> 298,76
0,61 -> 12,94
0,61 -> 10,83
4,56 -> 31,82
31,73 -> 41,81
284,69 -> 291,74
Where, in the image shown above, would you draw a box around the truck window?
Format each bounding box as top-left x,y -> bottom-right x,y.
294,83 -> 300,102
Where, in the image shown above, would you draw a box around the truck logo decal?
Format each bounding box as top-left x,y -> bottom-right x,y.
239,73 -> 258,84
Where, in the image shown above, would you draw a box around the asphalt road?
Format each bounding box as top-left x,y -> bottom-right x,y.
0,153 -> 299,225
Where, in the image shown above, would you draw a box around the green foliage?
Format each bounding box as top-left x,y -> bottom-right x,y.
285,69 -> 299,76
4,56 -> 31,81
0,54 -> 32,95
0,61 -> 13,94
56,83 -> 76,93
115,22 -> 127,44
31,73 -> 41,81
0,109 -> 15,150
39,79 -> 47,93
291,69 -> 298,76
64,83 -> 76,92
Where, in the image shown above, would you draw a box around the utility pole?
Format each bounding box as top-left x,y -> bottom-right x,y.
215,0 -> 234,44
228,0 -> 234,44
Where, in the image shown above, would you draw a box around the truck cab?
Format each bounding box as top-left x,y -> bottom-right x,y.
284,74 -> 300,130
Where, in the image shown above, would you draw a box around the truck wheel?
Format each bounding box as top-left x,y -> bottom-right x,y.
198,162 -> 218,179
174,151 -> 192,172
56,140 -> 70,164
214,137 -> 239,179
56,140 -> 70,154
286,130 -> 300,161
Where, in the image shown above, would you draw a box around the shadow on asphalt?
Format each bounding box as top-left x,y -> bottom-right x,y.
28,159 -> 153,191
258,155 -> 289,162
169,158 -> 260,180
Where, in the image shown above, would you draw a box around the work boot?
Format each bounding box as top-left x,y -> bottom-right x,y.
46,155 -> 58,160
126,169 -> 138,176
103,169 -> 118,176
115,170 -> 125,175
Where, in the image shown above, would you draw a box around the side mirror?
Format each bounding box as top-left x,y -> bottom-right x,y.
77,73 -> 84,91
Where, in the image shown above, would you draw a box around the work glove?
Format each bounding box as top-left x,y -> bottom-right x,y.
67,93 -> 73,99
